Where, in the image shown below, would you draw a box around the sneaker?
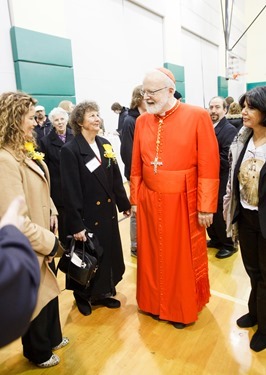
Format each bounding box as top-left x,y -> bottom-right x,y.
37,354 -> 60,368
131,248 -> 137,257
52,337 -> 69,350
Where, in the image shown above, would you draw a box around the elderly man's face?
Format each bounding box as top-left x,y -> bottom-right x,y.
142,74 -> 172,115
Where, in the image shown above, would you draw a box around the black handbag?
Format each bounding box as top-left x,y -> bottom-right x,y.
58,231 -> 102,287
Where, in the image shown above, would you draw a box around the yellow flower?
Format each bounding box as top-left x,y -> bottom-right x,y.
103,144 -> 117,167
24,142 -> 44,161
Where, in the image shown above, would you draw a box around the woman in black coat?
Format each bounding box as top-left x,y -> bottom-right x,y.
224,86 -> 266,352
60,101 -> 131,316
40,107 -> 74,247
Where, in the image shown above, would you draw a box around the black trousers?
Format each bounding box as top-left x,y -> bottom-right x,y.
207,200 -> 234,249
238,207 -> 266,334
22,260 -> 62,363
57,206 -> 67,248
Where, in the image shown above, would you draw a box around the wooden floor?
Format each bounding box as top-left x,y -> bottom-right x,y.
1,212 -> 266,374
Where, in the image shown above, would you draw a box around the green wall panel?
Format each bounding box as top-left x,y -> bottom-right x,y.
10,26 -> 76,103
14,61 -> 75,95
217,76 -> 228,98
33,95 -> 76,114
10,27 -> 72,67
164,62 -> 186,102
247,81 -> 266,90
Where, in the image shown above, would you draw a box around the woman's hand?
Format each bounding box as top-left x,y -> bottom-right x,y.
73,229 -> 87,242
123,209 -> 131,217
50,215 -> 58,234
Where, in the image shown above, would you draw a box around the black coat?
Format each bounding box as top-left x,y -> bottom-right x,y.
215,117 -> 238,202
0,225 -> 40,348
60,134 -> 131,296
120,108 -> 140,180
34,116 -> 52,148
226,114 -> 243,130
117,107 -> 129,138
40,127 -> 74,207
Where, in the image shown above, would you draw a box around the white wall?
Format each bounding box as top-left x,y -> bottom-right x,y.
1,0 -> 258,116
64,0 -> 164,133
9,0 -> 66,36
245,0 -> 266,83
181,30 -> 218,107
0,0 -> 16,92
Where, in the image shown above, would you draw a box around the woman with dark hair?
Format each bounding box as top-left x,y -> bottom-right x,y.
224,86 -> 266,352
60,101 -> 131,316
0,92 -> 68,367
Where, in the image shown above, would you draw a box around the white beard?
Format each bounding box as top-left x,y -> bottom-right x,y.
146,97 -> 169,115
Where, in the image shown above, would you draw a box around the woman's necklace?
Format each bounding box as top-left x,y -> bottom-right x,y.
151,100 -> 180,174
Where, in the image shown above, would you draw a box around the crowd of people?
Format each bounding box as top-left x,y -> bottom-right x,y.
1,67 -> 266,369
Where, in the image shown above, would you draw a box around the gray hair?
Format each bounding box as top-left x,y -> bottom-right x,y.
48,107 -> 69,124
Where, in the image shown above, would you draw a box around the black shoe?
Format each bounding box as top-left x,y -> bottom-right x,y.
215,247 -> 237,259
237,313 -> 257,328
91,298 -> 121,308
250,330 -> 266,352
172,322 -> 186,329
207,240 -> 220,249
73,292 -> 92,316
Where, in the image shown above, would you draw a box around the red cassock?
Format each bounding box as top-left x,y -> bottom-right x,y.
130,102 -> 220,324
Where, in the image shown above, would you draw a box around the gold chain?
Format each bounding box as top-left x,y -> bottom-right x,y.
151,101 -> 180,174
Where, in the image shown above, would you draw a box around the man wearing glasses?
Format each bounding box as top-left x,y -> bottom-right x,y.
130,67 -> 220,329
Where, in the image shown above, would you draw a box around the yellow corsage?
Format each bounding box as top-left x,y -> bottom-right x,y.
24,142 -> 44,161
103,144 -> 117,167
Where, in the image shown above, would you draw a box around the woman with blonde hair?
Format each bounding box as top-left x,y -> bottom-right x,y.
0,91 -> 68,367
226,101 -> 243,130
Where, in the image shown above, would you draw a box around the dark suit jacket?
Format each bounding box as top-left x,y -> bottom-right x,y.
215,117 -> 238,203
60,134 -> 130,295
40,127 -> 74,207
120,108 -> 140,180
0,225 -> 40,348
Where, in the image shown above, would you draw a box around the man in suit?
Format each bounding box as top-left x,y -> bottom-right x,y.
207,96 -> 238,258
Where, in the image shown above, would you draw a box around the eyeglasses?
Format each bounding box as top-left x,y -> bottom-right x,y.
140,87 -> 168,97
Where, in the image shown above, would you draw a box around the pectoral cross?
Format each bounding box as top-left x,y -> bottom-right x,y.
151,156 -> 163,174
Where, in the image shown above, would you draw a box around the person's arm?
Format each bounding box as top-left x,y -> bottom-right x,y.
0,157 -> 56,255
0,197 -> 40,348
196,109 -> 220,226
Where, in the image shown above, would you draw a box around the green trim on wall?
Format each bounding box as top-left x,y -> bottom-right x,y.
217,76 -> 228,98
14,62 -> 75,95
10,27 -> 73,66
247,81 -> 266,90
10,26 -> 76,113
164,62 -> 186,102
33,95 -> 76,112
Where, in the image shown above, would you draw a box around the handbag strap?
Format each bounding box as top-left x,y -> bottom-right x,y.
70,237 -> 86,262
